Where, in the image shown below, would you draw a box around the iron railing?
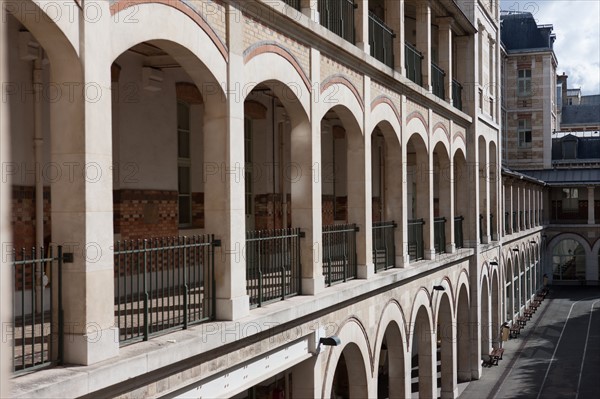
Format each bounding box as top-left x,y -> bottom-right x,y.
407,219 -> 425,261
452,79 -> 463,111
246,228 -> 302,308
368,11 -> 394,68
454,216 -> 464,249
283,0 -> 301,11
479,214 -> 484,243
114,235 -> 217,345
405,42 -> 423,85
431,62 -> 446,99
490,214 -> 494,240
12,246 -> 63,373
323,223 -> 358,286
513,211 -> 518,232
373,221 -> 396,272
525,210 -> 529,229
434,217 -> 446,254
505,212 -> 510,235
520,211 -> 524,230
319,0 -> 356,43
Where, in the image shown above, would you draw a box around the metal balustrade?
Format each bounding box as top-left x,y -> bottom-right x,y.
434,217 -> 446,254
246,228 -> 302,308
319,0 -> 356,44
505,212 -> 510,235
490,214 -> 494,240
283,0 -> 301,11
513,211 -> 518,232
407,219 -> 425,261
454,216 -> 464,249
479,214 -> 484,243
431,62 -> 446,99
323,224 -> 358,286
11,246 -> 63,373
114,236 -> 217,344
373,221 -> 396,272
452,79 -> 463,111
368,11 -> 395,68
405,42 -> 423,85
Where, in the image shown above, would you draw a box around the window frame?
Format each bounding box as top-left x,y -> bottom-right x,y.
517,119 -> 532,149
177,101 -> 192,227
517,69 -> 532,96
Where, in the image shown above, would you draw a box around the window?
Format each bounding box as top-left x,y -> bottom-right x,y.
517,69 -> 531,96
562,188 -> 579,212
552,239 -> 586,281
244,118 -> 253,218
518,119 -> 532,148
562,138 -> 577,159
177,101 -> 192,226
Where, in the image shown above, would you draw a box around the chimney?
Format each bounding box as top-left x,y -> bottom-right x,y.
557,72 -> 568,105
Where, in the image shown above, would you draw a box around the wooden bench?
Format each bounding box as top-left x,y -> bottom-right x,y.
517,316 -> 527,328
524,308 -> 533,320
489,348 -> 505,365
509,324 -> 521,338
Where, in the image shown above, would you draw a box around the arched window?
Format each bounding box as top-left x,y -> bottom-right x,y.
552,239 -> 586,281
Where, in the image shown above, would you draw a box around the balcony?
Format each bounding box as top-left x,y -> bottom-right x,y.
431,62 -> 446,100
368,11 -> 395,68
373,221 -> 397,272
407,219 -> 425,261
282,0 -> 301,11
452,79 -> 463,111
246,229 -> 302,308
434,217 -> 446,254
454,216 -> 464,249
319,0 -> 356,44
323,223 -> 358,286
550,200 -> 589,224
405,42 -> 423,86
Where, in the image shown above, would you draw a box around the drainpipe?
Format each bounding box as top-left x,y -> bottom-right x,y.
33,50 -> 44,251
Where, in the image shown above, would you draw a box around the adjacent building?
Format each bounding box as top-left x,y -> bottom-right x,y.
1,1 -> 545,398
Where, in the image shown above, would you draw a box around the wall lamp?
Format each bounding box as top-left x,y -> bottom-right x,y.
530,240 -> 537,244
512,247 -> 520,252
319,336 -> 341,347
490,261 -> 498,266
433,285 -> 445,291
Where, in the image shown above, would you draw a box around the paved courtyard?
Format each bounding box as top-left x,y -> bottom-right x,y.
460,286 -> 600,399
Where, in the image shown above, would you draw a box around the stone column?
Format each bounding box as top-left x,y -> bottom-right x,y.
416,1 -> 432,91
355,0 -> 370,53
0,11 -> 13,394
479,144 -> 490,243
386,0 -> 405,75
437,17 -> 453,104
300,0 -> 319,22
446,122 -> 455,253
54,1 -> 119,364
399,95 -> 410,266
423,110 -> 435,260
588,186 -> 595,224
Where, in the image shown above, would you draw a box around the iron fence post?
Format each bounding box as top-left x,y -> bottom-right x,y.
143,240 -> 149,341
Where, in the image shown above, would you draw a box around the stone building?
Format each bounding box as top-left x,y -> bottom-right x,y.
500,10 -> 600,289
1,1 -> 543,398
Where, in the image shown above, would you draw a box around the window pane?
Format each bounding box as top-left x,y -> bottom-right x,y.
178,102 -> 190,130
178,130 -> 190,158
179,195 -> 191,225
178,166 -> 190,194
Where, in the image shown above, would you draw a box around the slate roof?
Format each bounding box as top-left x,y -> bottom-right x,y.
552,135 -> 600,160
561,104 -> 600,126
518,169 -> 600,185
500,12 -> 554,51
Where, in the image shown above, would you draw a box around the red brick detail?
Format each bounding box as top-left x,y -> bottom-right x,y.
321,75 -> 365,111
433,121 -> 450,140
406,111 -> 429,131
192,192 -> 204,229
254,193 -> 292,230
243,43 -> 312,92
322,195 -> 348,225
113,189 -> 178,240
11,185 -> 51,251
176,82 -> 204,104
109,0 -> 229,62
371,95 -> 401,125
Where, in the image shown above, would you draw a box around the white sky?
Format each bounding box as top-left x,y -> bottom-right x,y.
500,0 -> 600,95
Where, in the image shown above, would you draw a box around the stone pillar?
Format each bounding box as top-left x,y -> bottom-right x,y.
423,110 -> 435,260
1,11 -> 13,393
300,0 -> 319,22
437,17 -> 453,104
416,1 -> 432,91
479,144 -> 490,243
352,76 -> 373,279
53,1 -> 119,364
205,3 -> 250,320
588,186 -> 595,224
399,95 -> 410,266
355,0 -> 370,53
387,0 -> 405,75
439,145 -> 454,253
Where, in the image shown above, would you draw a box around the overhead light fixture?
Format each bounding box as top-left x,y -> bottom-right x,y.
433,285 -> 445,291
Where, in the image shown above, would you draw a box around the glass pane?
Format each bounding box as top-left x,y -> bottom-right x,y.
178,102 -> 190,130
178,166 -> 190,194
179,195 -> 191,225
178,130 -> 190,158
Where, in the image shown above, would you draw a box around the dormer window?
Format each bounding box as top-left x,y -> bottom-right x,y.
562,137 -> 578,159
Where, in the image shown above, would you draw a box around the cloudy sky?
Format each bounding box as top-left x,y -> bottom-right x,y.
500,0 -> 600,95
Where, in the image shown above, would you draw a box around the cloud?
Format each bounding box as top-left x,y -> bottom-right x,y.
501,0 -> 600,94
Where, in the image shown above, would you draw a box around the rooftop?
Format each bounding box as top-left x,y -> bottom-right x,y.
500,12 -> 555,52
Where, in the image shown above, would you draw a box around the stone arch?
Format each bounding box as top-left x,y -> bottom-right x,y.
456,280 -> 470,382
452,133 -> 467,159
547,233 -> 593,283
431,124 -> 451,157
404,113 -> 429,151
409,289 -> 436,398
370,97 -> 402,135
433,282 -> 457,399
319,83 -> 365,134
374,301 -> 410,398
108,1 -> 227,101
322,318 -> 374,399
